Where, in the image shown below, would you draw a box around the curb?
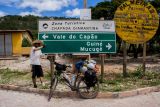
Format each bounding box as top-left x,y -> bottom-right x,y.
0,84 -> 160,99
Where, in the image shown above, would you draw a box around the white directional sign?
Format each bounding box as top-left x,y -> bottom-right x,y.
80,9 -> 91,20
39,20 -> 115,32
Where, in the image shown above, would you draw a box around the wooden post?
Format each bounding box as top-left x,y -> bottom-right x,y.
122,41 -> 127,77
100,54 -> 105,83
142,43 -> 146,75
99,17 -> 105,83
47,55 -> 55,83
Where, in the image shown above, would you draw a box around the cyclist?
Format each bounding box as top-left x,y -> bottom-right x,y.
30,40 -> 45,88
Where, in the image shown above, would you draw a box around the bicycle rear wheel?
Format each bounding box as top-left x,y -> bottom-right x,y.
77,78 -> 99,99
48,75 -> 58,101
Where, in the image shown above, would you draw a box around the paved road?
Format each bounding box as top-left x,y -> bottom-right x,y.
0,89 -> 160,107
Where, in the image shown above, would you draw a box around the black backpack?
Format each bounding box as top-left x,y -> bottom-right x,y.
84,70 -> 98,87
55,62 -> 66,75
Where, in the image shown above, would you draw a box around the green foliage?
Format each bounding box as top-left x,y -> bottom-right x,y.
22,38 -> 31,47
100,66 -> 160,92
0,68 -> 29,84
91,1 -> 116,19
131,65 -> 144,78
0,15 -> 69,40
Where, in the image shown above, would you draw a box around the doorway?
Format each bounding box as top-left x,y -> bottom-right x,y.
0,33 -> 12,56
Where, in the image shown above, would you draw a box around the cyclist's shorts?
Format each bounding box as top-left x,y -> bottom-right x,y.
31,65 -> 44,78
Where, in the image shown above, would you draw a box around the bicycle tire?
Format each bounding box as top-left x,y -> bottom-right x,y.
48,75 -> 58,101
77,77 -> 99,99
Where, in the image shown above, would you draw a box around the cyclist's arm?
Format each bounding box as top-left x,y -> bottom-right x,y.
33,46 -> 44,51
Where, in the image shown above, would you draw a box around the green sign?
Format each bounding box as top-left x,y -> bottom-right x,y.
39,32 -> 116,53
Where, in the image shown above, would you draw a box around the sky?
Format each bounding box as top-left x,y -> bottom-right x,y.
0,0 -> 110,17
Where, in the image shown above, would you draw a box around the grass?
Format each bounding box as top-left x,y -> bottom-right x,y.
0,68 -> 51,88
0,68 -> 30,84
100,66 -> 160,92
0,66 -> 160,92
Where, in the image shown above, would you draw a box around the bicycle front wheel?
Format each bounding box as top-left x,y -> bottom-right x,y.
77,78 -> 99,99
48,75 -> 58,101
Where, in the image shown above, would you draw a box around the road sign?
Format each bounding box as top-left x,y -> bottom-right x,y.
38,20 -> 116,54
39,32 -> 116,53
80,9 -> 91,20
39,20 -> 115,32
114,0 -> 159,44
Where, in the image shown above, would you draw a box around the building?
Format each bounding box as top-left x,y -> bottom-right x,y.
0,30 -> 33,56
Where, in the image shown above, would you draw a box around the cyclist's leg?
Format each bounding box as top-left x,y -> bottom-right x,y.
31,65 -> 37,88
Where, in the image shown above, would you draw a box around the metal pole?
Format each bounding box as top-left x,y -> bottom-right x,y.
143,43 -> 146,75
83,0 -> 91,60
99,17 -> 105,83
122,41 -> 127,77
84,0 -> 87,8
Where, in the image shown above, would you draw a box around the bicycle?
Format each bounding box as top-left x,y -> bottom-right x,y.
48,62 -> 99,101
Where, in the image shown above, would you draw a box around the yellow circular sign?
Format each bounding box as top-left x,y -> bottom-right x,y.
114,0 -> 159,44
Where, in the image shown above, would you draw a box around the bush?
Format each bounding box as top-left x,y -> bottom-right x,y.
22,38 -> 31,47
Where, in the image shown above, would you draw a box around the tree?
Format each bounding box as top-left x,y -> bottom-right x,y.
112,0 -> 127,7
91,1 -> 116,19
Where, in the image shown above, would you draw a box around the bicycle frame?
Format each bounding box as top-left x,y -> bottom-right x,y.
56,70 -> 80,91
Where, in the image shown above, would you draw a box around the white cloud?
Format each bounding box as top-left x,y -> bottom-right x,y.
0,11 -> 7,17
18,0 -> 78,12
0,0 -> 78,16
0,0 -> 21,6
19,12 -> 42,16
65,8 -> 80,17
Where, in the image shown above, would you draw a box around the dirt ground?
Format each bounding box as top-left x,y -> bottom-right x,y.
0,55 -> 160,73
0,55 -> 160,91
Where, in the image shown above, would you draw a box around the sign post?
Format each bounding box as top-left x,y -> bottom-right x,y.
122,41 -> 127,77
84,0 -> 87,8
114,0 -> 159,76
100,17 -> 105,83
143,43 -> 146,74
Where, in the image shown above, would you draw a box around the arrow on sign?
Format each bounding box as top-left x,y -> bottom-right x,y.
42,34 -> 48,40
106,43 -> 112,50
